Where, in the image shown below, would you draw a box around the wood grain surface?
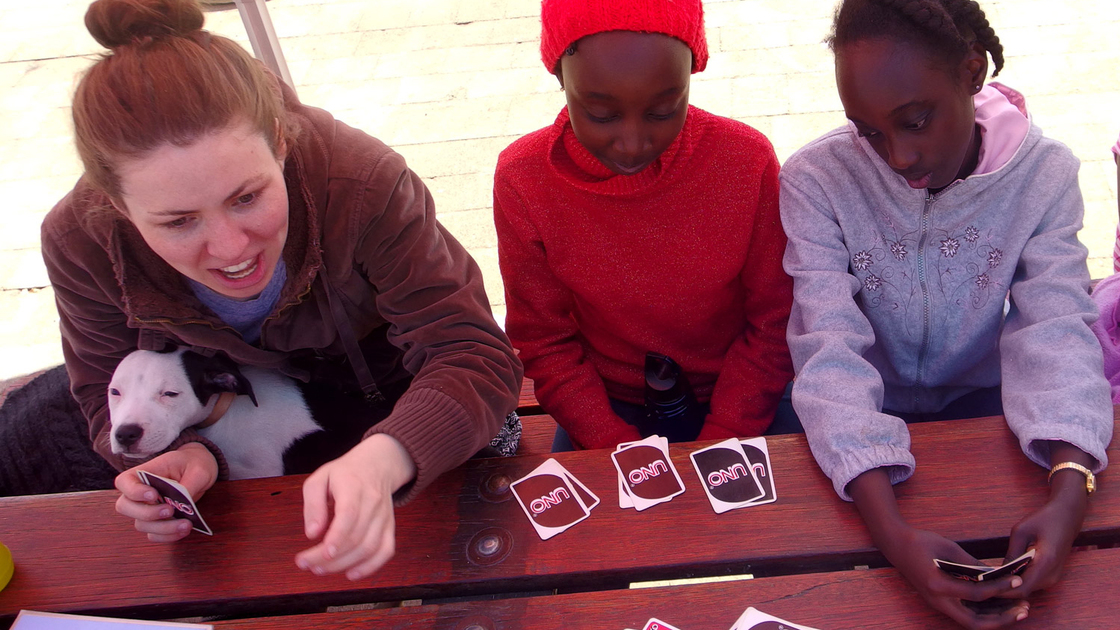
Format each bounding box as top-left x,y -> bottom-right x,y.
212,546 -> 1120,630
1,412 -> 1116,625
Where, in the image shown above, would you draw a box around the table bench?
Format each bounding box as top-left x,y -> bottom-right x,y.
2,411 -> 1117,628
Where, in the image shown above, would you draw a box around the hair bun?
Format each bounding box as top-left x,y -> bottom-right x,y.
85,0 -> 204,50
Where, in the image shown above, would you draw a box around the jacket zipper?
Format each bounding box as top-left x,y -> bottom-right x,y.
914,193 -> 934,409
912,181 -> 963,409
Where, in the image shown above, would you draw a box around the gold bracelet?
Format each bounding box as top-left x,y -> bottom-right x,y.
1048,462 -> 1096,495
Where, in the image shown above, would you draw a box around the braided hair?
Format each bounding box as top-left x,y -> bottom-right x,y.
829,0 -> 1004,77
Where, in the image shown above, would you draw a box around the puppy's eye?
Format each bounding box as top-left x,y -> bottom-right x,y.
109,388 -> 120,396
162,391 -> 180,398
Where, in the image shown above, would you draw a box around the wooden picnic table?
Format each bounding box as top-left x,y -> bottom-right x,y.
212,546 -> 1120,630
1,410 -> 1117,628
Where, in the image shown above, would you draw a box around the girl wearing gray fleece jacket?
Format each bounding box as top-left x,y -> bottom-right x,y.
779,1 -> 1111,627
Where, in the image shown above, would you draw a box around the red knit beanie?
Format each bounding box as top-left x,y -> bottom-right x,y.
540,0 -> 708,74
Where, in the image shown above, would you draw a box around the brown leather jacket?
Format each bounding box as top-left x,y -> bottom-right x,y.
41,92 -> 522,502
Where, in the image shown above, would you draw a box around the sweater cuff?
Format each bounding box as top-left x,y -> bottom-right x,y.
367,387 -> 485,505
830,445 -> 915,502
166,429 -> 231,481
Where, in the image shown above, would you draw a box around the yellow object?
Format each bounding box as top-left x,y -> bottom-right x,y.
0,542 -> 12,592
1049,462 -> 1096,495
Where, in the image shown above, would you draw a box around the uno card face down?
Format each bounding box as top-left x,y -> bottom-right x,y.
980,549 -> 1035,581
730,607 -> 820,630
690,438 -> 764,513
936,549 -> 1036,582
137,470 -> 213,535
611,439 -> 685,511
511,459 -> 591,540
740,437 -> 777,505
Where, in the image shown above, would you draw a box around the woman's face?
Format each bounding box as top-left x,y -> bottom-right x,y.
117,120 -> 289,300
558,31 -> 692,176
835,38 -> 982,191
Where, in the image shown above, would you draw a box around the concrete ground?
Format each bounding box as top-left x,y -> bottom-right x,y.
1,0 -> 1118,380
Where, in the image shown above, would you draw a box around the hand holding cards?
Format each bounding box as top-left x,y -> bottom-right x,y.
137,470 -> 213,536
934,549 -> 1035,582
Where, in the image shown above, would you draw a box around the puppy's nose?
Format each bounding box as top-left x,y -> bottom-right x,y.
116,424 -> 143,448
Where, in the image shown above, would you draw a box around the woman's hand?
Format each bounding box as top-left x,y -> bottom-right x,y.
849,469 -> 1028,629
295,433 -> 416,581
1001,441 -> 1092,599
114,442 -> 219,543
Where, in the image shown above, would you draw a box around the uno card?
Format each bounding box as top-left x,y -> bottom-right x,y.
690,438 -> 764,514
136,470 -> 213,536
611,435 -> 685,511
935,549 -> 1035,582
615,439 -> 642,509
642,618 -> 682,630
510,459 -> 591,540
729,607 -> 819,630
981,549 -> 1035,581
563,469 -> 600,511
740,437 -> 777,505
933,558 -> 991,581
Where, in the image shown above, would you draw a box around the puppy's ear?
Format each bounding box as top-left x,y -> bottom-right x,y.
181,351 -> 259,407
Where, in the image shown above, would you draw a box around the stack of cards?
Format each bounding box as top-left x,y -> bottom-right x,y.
137,471 -> 213,536
511,458 -> 600,540
611,435 -> 686,511
729,607 -> 819,630
934,549 -> 1035,582
689,437 -> 777,514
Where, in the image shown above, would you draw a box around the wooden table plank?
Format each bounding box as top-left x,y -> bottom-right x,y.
1,412 -> 1117,622
212,547 -> 1120,630
516,379 -> 541,416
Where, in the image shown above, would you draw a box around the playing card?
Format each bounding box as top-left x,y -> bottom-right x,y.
729,607 -> 819,630
981,549 -> 1035,581
936,549 -> 1035,582
510,459 -> 591,540
642,618 -> 682,630
611,435 -> 685,511
137,470 -> 213,535
615,439 -> 642,509
690,438 -> 764,514
740,437 -> 777,505
563,470 -> 600,511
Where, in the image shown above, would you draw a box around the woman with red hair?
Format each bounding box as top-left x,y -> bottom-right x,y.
42,0 -> 521,580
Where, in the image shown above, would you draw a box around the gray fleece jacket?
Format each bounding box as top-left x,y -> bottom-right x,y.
780,114 -> 1112,500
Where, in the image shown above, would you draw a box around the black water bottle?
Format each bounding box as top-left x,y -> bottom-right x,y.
645,352 -> 701,426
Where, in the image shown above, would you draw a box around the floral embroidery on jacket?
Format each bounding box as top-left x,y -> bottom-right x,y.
850,222 -> 1009,338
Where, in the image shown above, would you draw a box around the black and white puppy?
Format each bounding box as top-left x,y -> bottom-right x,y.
107,347 -> 378,479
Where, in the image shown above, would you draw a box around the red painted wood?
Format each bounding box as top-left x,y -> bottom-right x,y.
516,378 -> 540,415
212,547 -> 1120,630
514,414 -> 556,455
1,412 -> 1117,623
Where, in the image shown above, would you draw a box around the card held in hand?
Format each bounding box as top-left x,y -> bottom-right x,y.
136,470 -> 213,536
510,459 -> 592,540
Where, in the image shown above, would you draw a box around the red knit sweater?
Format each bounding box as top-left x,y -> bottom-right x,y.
494,106 -> 793,449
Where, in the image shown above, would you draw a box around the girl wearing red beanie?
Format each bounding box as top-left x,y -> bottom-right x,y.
494,0 -> 794,450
